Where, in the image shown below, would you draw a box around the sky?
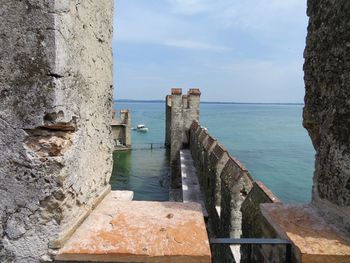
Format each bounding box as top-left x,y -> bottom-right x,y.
113,0 -> 308,103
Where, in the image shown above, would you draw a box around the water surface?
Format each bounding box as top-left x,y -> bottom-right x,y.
111,102 -> 315,203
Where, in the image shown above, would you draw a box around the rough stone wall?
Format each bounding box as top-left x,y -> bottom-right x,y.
183,89 -> 201,145
0,1 -> 113,262
220,158 -> 253,239
240,182 -> 281,263
241,182 -> 281,239
303,0 -> 350,231
122,110 -> 132,147
165,95 -> 172,148
111,126 -> 125,145
248,211 -> 289,263
169,89 -> 184,162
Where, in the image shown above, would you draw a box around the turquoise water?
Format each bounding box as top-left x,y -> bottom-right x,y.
111,102 -> 315,203
111,103 -> 169,201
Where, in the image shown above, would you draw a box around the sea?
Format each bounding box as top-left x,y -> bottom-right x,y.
110,102 -> 315,204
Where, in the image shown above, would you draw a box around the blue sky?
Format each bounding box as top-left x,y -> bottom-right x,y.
113,0 -> 308,103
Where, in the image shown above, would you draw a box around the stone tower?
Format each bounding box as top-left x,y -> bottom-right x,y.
165,88 -> 201,163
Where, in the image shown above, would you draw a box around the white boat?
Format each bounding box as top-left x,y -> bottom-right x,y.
136,124 -> 149,132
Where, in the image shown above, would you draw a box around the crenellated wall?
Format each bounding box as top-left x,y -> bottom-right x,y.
189,121 -> 288,262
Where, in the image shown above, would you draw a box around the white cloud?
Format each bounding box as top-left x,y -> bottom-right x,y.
163,39 -> 230,51
211,58 -> 304,102
167,0 -> 211,15
215,0 -> 306,32
113,2 -> 230,52
114,0 -> 307,102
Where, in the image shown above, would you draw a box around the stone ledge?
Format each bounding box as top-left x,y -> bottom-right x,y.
56,198 -> 211,262
261,203 -> 350,263
50,185 -> 112,249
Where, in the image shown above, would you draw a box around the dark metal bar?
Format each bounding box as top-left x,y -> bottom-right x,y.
210,238 -> 292,263
286,243 -> 292,263
247,243 -> 252,263
210,238 -> 291,245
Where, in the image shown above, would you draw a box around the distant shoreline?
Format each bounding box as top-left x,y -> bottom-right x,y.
114,99 -> 304,106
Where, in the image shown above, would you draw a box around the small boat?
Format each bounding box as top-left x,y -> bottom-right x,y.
136,124 -> 149,132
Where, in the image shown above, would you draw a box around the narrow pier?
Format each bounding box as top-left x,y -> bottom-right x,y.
180,150 -> 208,218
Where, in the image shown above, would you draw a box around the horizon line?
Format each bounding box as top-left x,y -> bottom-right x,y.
114,99 -> 304,105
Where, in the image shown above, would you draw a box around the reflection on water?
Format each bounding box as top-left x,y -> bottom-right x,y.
110,147 -> 170,201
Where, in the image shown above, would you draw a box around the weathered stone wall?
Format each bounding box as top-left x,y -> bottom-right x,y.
303,0 -> 350,231
0,1 -> 113,262
169,89 -> 184,162
165,95 -> 172,148
119,110 -> 131,147
111,126 -> 125,145
240,182 -> 281,263
241,181 -> 281,239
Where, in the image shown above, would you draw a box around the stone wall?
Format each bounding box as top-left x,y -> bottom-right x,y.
165,95 -> 172,148
0,1 -> 114,262
303,0 -> 350,232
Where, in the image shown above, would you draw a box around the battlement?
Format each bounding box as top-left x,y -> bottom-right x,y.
166,88 -> 201,110
188,88 -> 201,96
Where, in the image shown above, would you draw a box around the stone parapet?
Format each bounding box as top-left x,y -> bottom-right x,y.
261,203 -> 350,263
57,193 -> 211,263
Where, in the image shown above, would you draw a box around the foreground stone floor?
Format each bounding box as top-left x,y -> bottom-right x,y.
57,191 -> 211,263
261,203 -> 350,263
